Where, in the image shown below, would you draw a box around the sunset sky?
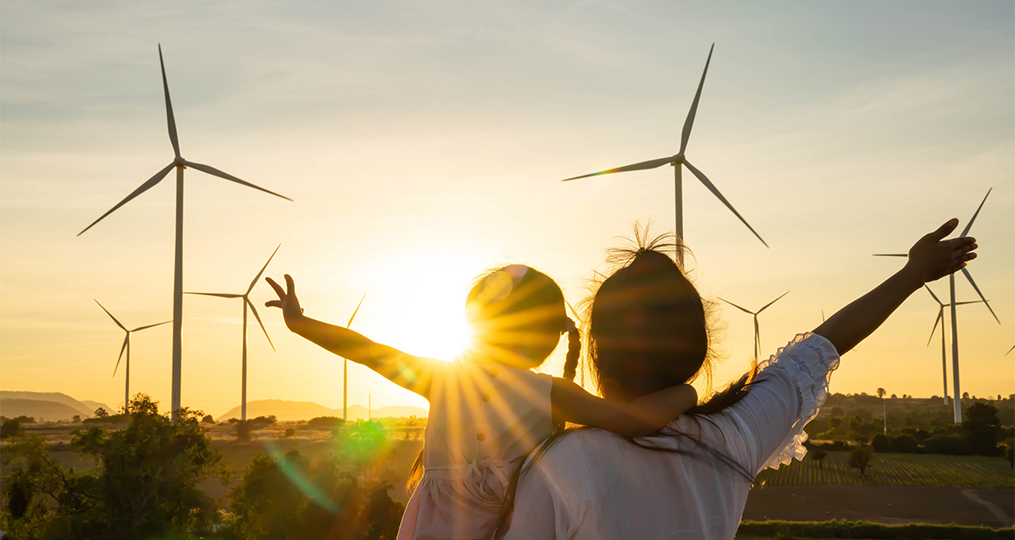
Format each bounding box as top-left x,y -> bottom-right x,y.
2,1 -> 1012,417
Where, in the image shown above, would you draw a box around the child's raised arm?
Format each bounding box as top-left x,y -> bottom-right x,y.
814,218 -> 978,355
550,378 -> 697,437
265,274 -> 436,399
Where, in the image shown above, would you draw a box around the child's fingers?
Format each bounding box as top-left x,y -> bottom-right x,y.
265,277 -> 285,298
265,300 -> 282,309
284,274 -> 296,297
927,218 -> 959,242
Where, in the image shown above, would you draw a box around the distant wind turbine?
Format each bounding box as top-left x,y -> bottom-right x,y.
561,44 -> 767,265
186,245 -> 280,422
874,188 -> 998,422
719,291 -> 789,362
343,293 -> 366,422
94,300 -> 170,413
923,285 -> 983,406
1006,345 -> 1014,356
77,45 -> 292,416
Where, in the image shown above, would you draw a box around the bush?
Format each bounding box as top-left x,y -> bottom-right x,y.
306,416 -> 345,430
871,433 -> 891,452
889,434 -> 919,453
1,418 -> 25,439
236,420 -> 252,441
284,428 -> 296,437
809,448 -> 828,469
848,445 -> 874,477
201,414 -> 215,424
922,433 -> 973,455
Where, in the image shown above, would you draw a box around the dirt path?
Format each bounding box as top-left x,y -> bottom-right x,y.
743,485 -> 1014,528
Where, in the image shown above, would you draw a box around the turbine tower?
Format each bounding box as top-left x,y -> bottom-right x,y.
874,189 -> 998,422
561,44 -> 767,265
923,285 -> 984,406
719,291 -> 789,362
343,294 -> 366,422
186,245 -> 280,421
77,45 -> 292,416
94,300 -> 170,413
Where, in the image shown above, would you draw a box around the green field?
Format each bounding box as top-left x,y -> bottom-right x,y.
756,452 -> 1014,488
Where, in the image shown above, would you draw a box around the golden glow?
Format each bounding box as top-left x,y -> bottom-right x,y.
355,251 -> 483,362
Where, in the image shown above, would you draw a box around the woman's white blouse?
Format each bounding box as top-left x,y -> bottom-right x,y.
504,333 -> 840,540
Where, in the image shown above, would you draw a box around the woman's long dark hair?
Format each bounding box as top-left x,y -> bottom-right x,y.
495,227 -> 758,538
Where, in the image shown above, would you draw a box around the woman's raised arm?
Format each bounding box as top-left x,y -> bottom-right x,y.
813,219 -> 977,355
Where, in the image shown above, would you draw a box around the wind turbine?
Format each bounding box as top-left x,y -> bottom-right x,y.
343,293 -> 366,422
94,300 -> 171,413
561,44 -> 767,265
874,189 -> 998,422
923,285 -> 984,406
719,291 -> 790,362
77,45 -> 292,416
186,245 -> 280,422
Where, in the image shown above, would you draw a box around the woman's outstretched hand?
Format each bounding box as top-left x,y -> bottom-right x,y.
903,218 -> 978,284
265,274 -> 305,331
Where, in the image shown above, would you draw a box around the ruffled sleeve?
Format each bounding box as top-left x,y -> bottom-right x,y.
753,333 -> 840,471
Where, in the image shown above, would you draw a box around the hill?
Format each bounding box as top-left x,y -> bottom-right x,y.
0,391 -> 95,418
80,400 -> 115,415
0,398 -> 85,422
215,399 -> 427,422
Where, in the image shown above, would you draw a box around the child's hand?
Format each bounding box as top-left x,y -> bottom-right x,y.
265,274 -> 305,330
904,218 -> 978,284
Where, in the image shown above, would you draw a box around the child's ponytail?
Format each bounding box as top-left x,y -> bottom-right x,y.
562,317 -> 580,382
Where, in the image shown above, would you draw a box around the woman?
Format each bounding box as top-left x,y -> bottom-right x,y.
502,219 -> 977,539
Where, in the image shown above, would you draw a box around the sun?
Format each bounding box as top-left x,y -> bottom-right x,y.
351,251 -> 484,362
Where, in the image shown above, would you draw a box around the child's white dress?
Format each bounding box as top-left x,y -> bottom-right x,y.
396,360 -> 555,540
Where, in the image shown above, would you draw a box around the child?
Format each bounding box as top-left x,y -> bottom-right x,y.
265,264 -> 697,540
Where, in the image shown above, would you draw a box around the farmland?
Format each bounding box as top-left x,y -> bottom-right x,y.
755,451 -> 1013,488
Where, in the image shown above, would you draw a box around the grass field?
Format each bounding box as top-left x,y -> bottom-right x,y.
756,452 -> 1014,488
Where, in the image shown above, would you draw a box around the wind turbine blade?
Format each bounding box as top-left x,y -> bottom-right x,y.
78,162 -> 175,236
821,309 -> 825,323
248,244 -> 281,294
960,188 -> 991,237
872,254 -> 907,257
953,300 -> 985,306
683,159 -> 768,248
158,44 -> 180,159
347,293 -> 367,327
94,300 -> 127,331
132,320 -> 172,332
183,160 -> 293,201
960,268 -> 1000,324
680,43 -> 714,156
753,317 -> 760,354
565,300 -> 580,321
757,291 -> 790,313
719,298 -> 754,314
924,284 -> 943,306
113,336 -> 128,377
246,298 -> 275,351
561,156 -> 675,182
1006,344 -> 1014,356
184,292 -> 242,298
927,309 -> 943,347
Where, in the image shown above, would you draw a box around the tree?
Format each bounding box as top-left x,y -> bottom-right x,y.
962,391 -> 970,400
848,445 -> 875,478
0,418 -> 25,439
963,402 -> 1001,456
235,420 -> 252,441
201,414 -> 215,424
871,433 -> 891,452
809,448 -> 828,469
1002,437 -> 1014,467
1,394 -> 229,539
93,407 -> 108,418
72,415 -> 81,423
829,416 -> 843,432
